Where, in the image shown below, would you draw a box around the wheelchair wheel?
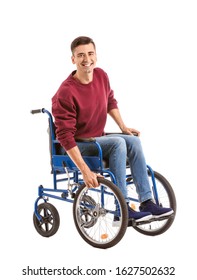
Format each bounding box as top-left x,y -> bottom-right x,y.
73,178 -> 128,249
33,202 -> 60,237
128,171 -> 176,236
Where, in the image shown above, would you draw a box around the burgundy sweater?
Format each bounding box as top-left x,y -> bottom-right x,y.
52,67 -> 118,151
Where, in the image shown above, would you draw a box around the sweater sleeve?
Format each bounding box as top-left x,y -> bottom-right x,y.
101,69 -> 118,112
107,89 -> 118,112
52,92 -> 77,151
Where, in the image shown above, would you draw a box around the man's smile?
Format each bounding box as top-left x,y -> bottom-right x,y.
81,62 -> 93,67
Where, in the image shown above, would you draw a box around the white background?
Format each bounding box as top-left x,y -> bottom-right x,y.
1,0 -> 197,279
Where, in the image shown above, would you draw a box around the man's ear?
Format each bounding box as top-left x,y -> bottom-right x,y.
71,55 -> 75,64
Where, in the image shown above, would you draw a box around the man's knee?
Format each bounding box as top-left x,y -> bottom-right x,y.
112,137 -> 127,153
126,135 -> 143,153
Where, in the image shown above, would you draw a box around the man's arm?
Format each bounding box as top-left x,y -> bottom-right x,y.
108,108 -> 140,136
66,146 -> 101,188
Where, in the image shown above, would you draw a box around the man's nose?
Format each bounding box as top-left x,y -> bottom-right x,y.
83,54 -> 89,61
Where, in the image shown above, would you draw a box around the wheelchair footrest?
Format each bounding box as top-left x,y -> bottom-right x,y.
128,214 -> 175,227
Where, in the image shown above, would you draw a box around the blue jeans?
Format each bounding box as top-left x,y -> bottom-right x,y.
77,134 -> 152,203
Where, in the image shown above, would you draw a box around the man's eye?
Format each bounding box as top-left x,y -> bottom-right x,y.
78,54 -> 83,57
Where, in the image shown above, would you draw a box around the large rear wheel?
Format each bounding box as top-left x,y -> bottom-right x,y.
73,178 -> 128,249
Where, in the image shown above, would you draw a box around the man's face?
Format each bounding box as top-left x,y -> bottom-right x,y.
71,43 -> 97,74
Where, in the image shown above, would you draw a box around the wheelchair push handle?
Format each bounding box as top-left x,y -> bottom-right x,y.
31,108 -> 53,121
30,108 -> 45,114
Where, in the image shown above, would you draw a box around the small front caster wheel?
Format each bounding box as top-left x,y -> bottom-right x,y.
33,202 -> 60,237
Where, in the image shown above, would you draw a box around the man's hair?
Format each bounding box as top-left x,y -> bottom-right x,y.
71,36 -> 96,54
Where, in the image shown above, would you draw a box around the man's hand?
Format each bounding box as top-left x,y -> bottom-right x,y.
121,126 -> 140,136
81,166 -> 103,188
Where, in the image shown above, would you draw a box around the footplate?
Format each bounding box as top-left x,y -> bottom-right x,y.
128,213 -> 175,227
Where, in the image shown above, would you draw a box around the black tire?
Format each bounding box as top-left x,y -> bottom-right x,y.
133,171 -> 176,236
73,178 -> 128,249
33,202 -> 60,237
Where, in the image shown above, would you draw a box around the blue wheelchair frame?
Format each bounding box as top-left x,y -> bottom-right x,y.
32,108 -> 159,222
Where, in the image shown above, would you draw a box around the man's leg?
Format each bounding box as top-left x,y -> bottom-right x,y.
97,136 -> 128,199
112,134 -> 174,218
112,134 -> 152,203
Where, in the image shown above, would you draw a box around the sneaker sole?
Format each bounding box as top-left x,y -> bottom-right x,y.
129,214 -> 153,223
152,209 -> 174,219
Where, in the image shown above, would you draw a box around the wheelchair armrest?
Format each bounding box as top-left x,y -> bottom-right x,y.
105,132 -> 139,136
75,137 -> 96,142
105,132 -> 122,135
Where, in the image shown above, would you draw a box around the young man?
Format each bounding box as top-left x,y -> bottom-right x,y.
52,36 -> 173,223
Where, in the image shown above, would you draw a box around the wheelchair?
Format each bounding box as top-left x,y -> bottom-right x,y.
31,108 -> 176,249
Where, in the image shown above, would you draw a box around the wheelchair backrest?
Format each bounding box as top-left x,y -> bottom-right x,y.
45,109 -> 103,173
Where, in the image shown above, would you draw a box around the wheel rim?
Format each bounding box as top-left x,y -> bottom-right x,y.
74,183 -> 126,246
